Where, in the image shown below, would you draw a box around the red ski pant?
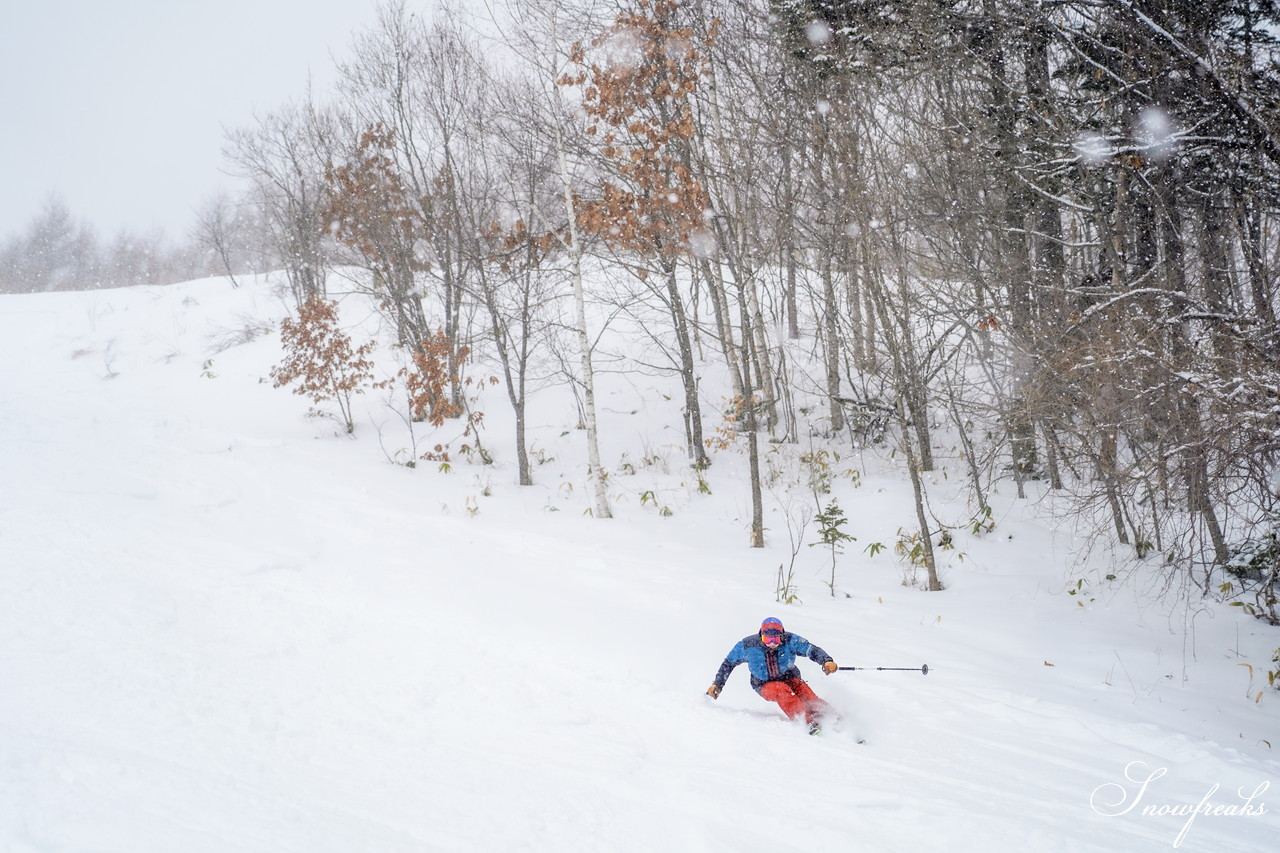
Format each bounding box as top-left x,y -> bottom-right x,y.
758,678 -> 830,724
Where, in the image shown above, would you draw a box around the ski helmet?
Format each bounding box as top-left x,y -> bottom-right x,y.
760,617 -> 784,633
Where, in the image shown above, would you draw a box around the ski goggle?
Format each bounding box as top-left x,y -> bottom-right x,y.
761,629 -> 783,643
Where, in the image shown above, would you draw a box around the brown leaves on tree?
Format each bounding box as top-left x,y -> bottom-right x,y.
272,301 -> 473,442
403,331 -> 469,427
402,336 -> 497,465
323,123 -> 431,276
497,219 -> 561,275
561,0 -> 715,259
271,297 -> 379,434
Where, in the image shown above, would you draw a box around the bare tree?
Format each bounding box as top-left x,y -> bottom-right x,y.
225,95 -> 336,304
192,192 -> 244,288
491,0 -> 615,517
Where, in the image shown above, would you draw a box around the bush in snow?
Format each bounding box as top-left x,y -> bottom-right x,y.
271,296 -> 378,435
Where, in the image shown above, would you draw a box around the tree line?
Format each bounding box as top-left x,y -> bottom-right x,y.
0,193 -> 286,294
26,0 -> 1280,614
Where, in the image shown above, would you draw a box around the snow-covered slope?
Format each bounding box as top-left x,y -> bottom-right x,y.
2,275 -> 1276,852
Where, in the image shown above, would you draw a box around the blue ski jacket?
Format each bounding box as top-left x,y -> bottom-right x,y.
713,632 -> 834,693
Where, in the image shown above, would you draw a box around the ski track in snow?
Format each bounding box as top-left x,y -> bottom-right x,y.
1,276 -> 1278,852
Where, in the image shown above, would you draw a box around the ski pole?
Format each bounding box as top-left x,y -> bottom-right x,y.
837,664 -> 929,675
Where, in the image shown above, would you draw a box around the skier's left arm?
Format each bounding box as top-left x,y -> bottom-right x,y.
791,635 -> 839,675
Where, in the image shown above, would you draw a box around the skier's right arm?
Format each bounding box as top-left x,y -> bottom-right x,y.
707,642 -> 746,698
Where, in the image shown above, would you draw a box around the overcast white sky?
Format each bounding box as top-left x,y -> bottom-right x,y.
0,0 -> 385,241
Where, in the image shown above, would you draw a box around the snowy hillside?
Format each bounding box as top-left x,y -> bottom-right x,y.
1,274 -> 1277,852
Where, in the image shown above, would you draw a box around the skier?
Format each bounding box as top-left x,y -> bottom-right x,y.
706,617 -> 839,734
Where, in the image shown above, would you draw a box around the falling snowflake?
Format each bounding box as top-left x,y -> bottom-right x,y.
805,19 -> 833,46
688,228 -> 718,259
600,26 -> 646,72
1073,133 -> 1110,166
1136,106 -> 1178,161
